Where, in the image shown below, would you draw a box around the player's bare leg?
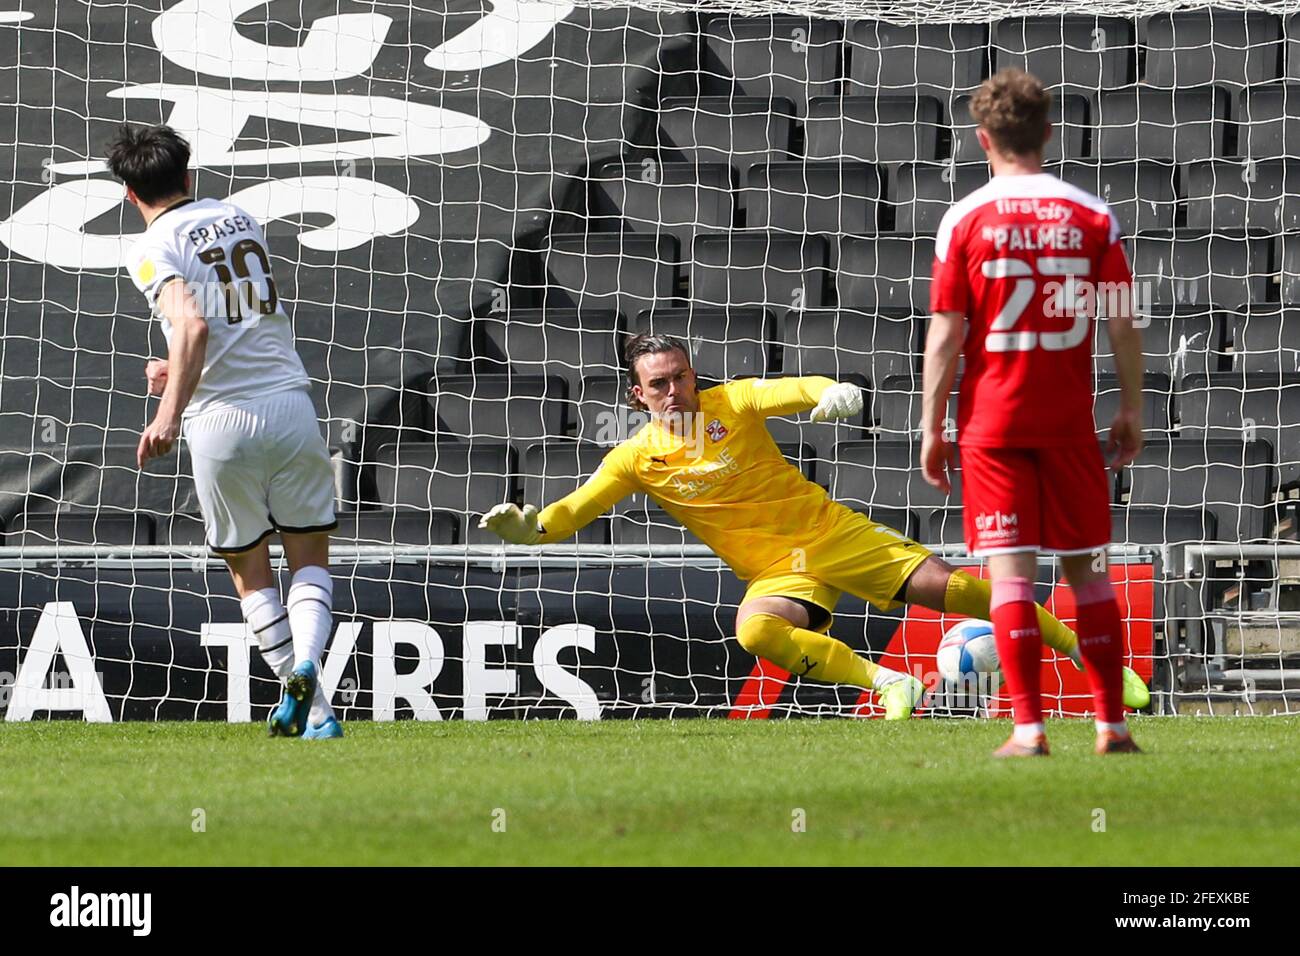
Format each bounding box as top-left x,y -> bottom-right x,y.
1059,553 -> 1140,754
902,555 -> 1149,710
281,530 -> 341,739
734,597 -> 923,719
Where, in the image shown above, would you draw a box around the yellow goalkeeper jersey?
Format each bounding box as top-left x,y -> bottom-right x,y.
536,376 -> 853,581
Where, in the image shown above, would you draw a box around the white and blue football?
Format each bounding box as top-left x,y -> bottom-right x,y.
936,618 -> 1000,683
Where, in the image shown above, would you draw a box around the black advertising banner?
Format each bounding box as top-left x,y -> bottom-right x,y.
0,559 -> 911,721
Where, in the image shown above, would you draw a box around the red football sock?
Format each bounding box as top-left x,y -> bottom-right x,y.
991,576 -> 1043,726
1074,579 -> 1126,725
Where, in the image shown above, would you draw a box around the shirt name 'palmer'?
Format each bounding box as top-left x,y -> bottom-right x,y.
982,224 -> 1085,252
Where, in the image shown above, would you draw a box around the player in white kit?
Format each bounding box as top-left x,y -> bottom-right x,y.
108,124 -> 342,739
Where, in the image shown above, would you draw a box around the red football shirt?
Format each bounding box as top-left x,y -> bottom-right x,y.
930,172 -> 1133,448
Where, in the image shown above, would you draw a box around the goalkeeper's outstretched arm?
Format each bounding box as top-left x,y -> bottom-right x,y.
734,375 -> 863,421
478,456 -> 636,545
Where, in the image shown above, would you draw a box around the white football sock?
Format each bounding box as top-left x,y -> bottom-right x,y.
1096,720 -> 1129,738
242,587 -> 333,724
1013,721 -> 1046,745
287,565 -> 333,671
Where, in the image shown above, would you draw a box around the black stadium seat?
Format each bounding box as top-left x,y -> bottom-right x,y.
847,21 -> 988,97
1286,13 -> 1300,82
1093,87 -> 1229,162
633,307 -> 771,381
1237,85 -> 1300,160
576,375 -> 650,446
522,441 -> 613,544
781,309 -> 918,388
1228,308 -> 1300,373
871,373 -> 956,440
744,162 -> 880,235
428,374 -> 568,448
690,232 -> 828,312
951,93 -> 1088,162
702,16 -> 841,116
1055,161 -> 1177,236
1142,10 -> 1283,90
1123,439 -> 1274,541
475,309 -> 623,401
837,235 -> 934,312
1279,237 -> 1300,306
805,95 -> 944,164
993,16 -> 1135,93
1111,506 -> 1216,548
1093,372 -> 1173,435
1092,306 -> 1228,379
374,441 -> 512,543
162,512 -> 208,547
891,162 -> 989,234
658,96 -> 795,171
592,162 -> 734,248
544,233 -> 678,321
1183,160 -> 1300,233
832,440 -> 961,532
8,511 -> 155,547
611,507 -> 704,547
332,510 -> 459,546
1178,372 -> 1300,487
1128,232 -> 1271,311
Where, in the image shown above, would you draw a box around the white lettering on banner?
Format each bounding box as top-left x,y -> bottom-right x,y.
0,176 -> 420,269
7,610 -> 602,721
533,623 -> 601,720
0,0 -> 579,269
372,621 -> 445,721
5,602 -> 112,723
228,177 -> 419,252
199,622 -> 254,722
49,85 -> 489,176
153,0 -> 392,81
464,621 -> 519,721
425,0 -> 576,73
201,620 -> 359,723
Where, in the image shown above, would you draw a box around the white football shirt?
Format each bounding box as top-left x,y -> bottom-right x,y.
126,197 -> 310,418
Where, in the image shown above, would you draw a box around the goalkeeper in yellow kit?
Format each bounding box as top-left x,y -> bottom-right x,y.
480,334 -> 1149,719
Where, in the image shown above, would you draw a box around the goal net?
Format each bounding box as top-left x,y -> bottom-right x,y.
0,0 -> 1296,722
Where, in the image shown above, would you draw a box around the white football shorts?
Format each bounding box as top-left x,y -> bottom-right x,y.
185,387 -> 337,554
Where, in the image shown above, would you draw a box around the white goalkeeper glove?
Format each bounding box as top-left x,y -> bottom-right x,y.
478,503 -> 542,545
809,382 -> 864,423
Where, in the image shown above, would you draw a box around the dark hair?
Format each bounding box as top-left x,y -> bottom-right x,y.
623,333 -> 692,411
105,124 -> 191,204
969,68 -> 1052,157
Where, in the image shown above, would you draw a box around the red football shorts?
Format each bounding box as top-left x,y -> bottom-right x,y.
959,443 -> 1113,556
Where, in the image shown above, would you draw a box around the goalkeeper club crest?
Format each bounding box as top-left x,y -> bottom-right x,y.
705,418 -> 728,442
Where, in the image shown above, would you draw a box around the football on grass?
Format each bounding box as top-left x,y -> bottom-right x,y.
936,619 -> 1000,683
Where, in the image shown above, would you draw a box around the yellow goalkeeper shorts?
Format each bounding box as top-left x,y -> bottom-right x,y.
741,509 -> 933,629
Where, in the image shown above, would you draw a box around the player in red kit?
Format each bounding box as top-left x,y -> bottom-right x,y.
921,69 -> 1145,757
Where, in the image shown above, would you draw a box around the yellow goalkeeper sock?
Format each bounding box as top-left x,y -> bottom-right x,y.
944,570 -> 1081,663
736,612 -> 882,689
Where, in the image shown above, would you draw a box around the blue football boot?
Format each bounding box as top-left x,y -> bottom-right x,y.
303,716 -> 344,739
267,661 -> 317,738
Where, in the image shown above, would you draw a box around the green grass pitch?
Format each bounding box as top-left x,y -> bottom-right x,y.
1,717 -> 1295,866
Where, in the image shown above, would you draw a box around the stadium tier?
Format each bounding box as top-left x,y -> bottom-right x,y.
2,2 -> 1299,720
